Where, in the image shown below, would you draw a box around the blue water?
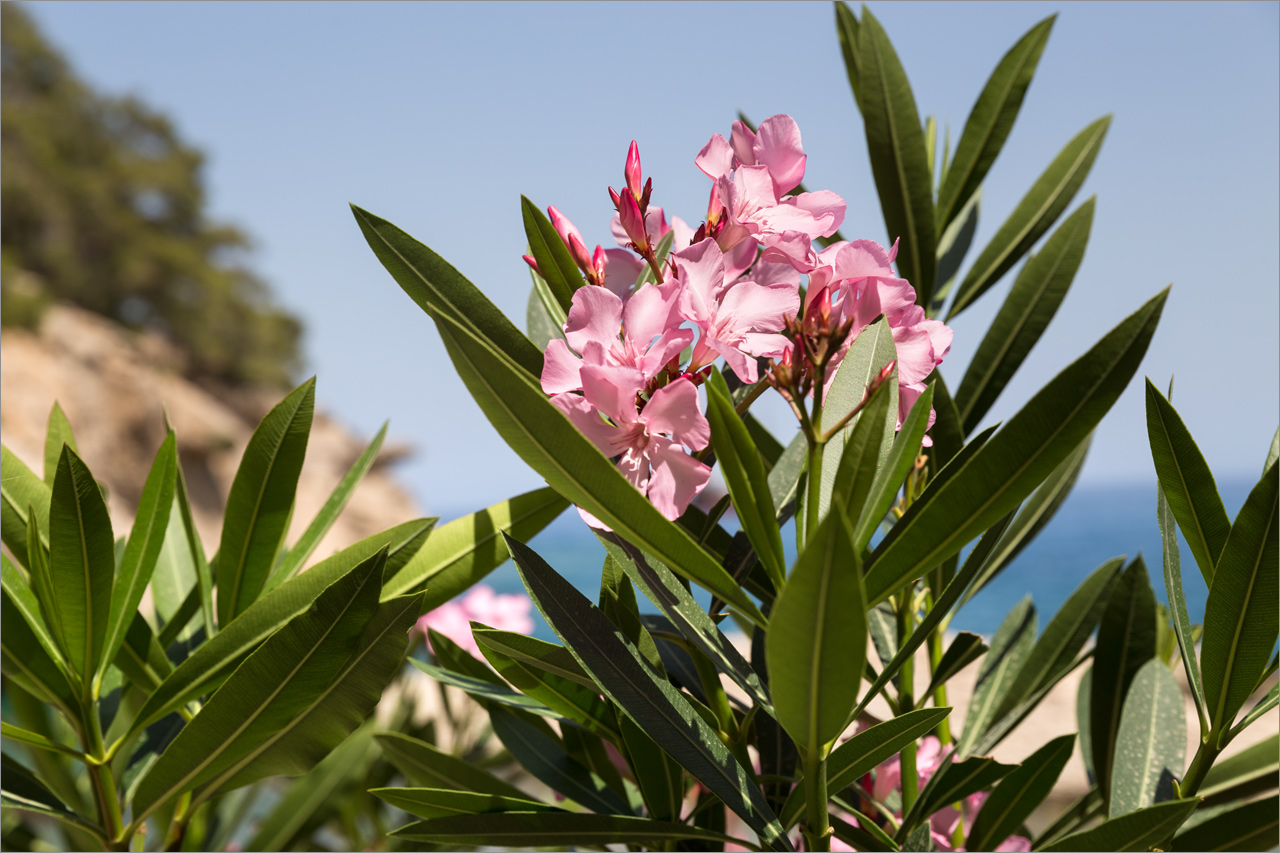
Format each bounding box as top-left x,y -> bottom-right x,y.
440,477 -> 1256,642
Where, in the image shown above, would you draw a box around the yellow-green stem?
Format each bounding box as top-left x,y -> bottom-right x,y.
928,630 -> 952,746
803,751 -> 832,852
691,650 -> 739,741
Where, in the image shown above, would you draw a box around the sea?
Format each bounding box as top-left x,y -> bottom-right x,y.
437,477 -> 1257,643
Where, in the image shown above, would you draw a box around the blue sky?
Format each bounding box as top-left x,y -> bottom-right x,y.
25,1 -> 1279,515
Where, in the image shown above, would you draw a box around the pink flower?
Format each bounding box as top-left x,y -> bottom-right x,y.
696,114 -> 808,196
551,367 -> 710,523
610,205 -> 670,253
716,165 -> 845,272
541,282 -> 693,395
672,239 -> 800,384
418,584 -> 534,657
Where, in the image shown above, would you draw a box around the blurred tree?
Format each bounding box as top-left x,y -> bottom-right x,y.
1,3 -> 302,388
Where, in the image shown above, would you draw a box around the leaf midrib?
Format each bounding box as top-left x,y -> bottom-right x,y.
869,30 -> 924,296
1153,399 -> 1221,579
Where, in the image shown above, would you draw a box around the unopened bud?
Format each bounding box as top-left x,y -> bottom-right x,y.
640,177 -> 653,209
608,186 -> 622,209
706,182 -> 725,225
874,360 -> 896,387
566,233 -> 594,277
522,254 -> 541,275
617,190 -> 650,252
548,205 -> 585,253
625,141 -> 643,200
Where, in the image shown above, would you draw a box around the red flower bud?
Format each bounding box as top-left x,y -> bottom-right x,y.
625,140 -> 643,200
617,190 -> 650,251
522,254 -> 541,275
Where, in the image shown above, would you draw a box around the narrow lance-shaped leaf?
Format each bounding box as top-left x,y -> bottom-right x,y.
526,271 -> 565,351
767,498 -> 867,761
949,116 -> 1111,319
1201,458 -> 1279,742
428,299 -> 764,624
1037,798 -> 1199,852
1145,379 -> 1232,585
472,627 -> 596,690
967,734 -> 1075,852
897,754 -> 1016,840
48,446 -> 114,696
0,754 -> 97,837
932,189 -> 980,314
43,403 -> 78,487
956,198 -> 1094,433
216,378 -> 315,625
935,15 -> 1055,230
1158,484 -> 1208,737
706,369 -> 786,588
1,444 -> 51,568
370,786 -> 560,820
521,196 -> 582,313
270,421 -> 387,587
101,432 -> 177,688
1173,795 -> 1280,853
852,382 -> 934,552
864,288 -> 1166,606
504,533 -> 792,851
956,597 -> 1036,758
165,414 -> 216,636
375,731 -> 528,799
829,377 -> 892,539
389,813 -> 753,849
1090,557 -> 1157,803
1108,659 -> 1185,818
130,548 -> 387,824
1,555 -> 76,704
858,7 -> 937,306
834,2 -> 863,109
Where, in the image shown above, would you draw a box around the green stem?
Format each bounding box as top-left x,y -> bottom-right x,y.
927,628 -> 952,746
897,593 -> 919,816
1179,739 -> 1222,799
803,751 -> 832,852
735,381 -> 768,417
81,704 -> 126,849
805,440 -> 826,546
691,649 -> 738,741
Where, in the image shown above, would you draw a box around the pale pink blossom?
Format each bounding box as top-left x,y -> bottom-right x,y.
672,239 -> 800,384
418,584 -> 534,657
541,281 -> 693,395
610,205 -> 671,251
696,115 -> 808,196
551,366 -> 710,524
716,165 -> 845,272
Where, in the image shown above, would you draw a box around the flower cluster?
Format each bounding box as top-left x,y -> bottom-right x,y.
417,584 -> 534,657
534,116 -> 952,525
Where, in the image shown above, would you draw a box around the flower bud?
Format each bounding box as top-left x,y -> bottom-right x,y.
566,233 -> 594,278
548,205 -> 585,253
617,190 -> 650,252
592,245 -> 608,285
625,140 -> 643,200
522,254 -> 541,275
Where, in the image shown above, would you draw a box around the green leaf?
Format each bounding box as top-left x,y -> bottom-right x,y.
1108,659 -> 1185,818
853,383 -> 934,552
428,299 -> 764,624
1,444 -> 51,569
964,434 -> 1090,603
864,288 -> 1166,606
476,634 -> 620,741
113,611 -> 174,695
245,725 -> 373,852
127,519 -> 432,736
504,533 -> 791,850
1265,429 -> 1279,475
216,378 -> 315,625
933,189 -> 980,312
472,627 -> 596,690
0,754 -> 97,837
995,558 -> 1122,723
168,420 -> 215,636
24,510 -> 59,643
858,8 -> 937,306
1174,794 -> 1279,852
618,714 -> 682,821
834,2 -> 863,109
949,116 -> 1111,319
821,319 -> 897,528
779,707 -> 952,830
935,15 -> 1055,231
269,421 -> 387,588
598,533 -> 773,715
968,734 -> 1075,852
521,196 -> 582,313
769,430 -> 808,519
1229,682 -> 1278,741
1200,733 -> 1278,801
0,583 -> 79,719
48,446 -> 114,695
706,369 -> 785,588
129,547 -> 387,823
1091,557 -> 1158,802
829,380 -> 892,540
101,432 -> 177,688
150,497 -> 197,630
1,555 -> 74,693
370,786 -> 558,820
488,706 -> 631,814
1202,458 -> 1278,741
899,754 -> 1016,840
204,590 -> 422,800
375,731 -> 528,798
1037,797 -> 1199,851
388,812 -> 753,849
1145,379 -> 1232,585
384,487 -> 567,604
42,402 -> 78,487
352,203 -> 544,377
957,597 -> 1036,758
526,271 -> 565,351
411,659 -> 566,721
0,721 -> 82,760
768,500 -> 866,760
925,631 -> 986,697
956,198 -> 1094,433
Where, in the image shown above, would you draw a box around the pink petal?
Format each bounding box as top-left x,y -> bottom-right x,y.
695,133 -> 735,180
891,324 -> 937,387
670,216 -> 696,252
722,239 -> 758,287
645,437 -> 712,520
674,239 -> 726,326
738,331 -> 793,359
638,328 -> 695,380
603,248 -> 645,298
754,114 -> 807,194
717,281 -> 800,334
718,343 -> 760,384
623,277 -> 682,348
744,259 -> 801,289
550,391 -> 622,452
788,189 -> 846,236
541,339 -> 583,394
564,286 -> 624,355
641,379 -> 710,450
729,120 -> 757,168
581,363 -> 645,426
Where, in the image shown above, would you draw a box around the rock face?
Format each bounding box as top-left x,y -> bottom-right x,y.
1,303 -> 424,560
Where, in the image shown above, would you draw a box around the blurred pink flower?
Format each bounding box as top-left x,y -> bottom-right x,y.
417,584 -> 534,657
